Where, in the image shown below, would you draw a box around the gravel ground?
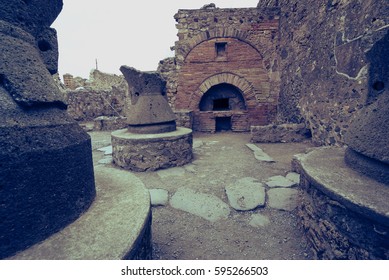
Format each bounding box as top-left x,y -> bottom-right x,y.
90,131 -> 314,260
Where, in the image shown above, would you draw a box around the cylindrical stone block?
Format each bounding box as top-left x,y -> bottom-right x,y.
112,127 -> 193,172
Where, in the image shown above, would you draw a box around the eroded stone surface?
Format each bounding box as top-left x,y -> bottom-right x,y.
149,189 -> 169,206
265,175 -> 297,188
251,123 -> 310,143
286,172 -> 300,184
245,144 -> 275,162
170,188 -> 230,222
120,66 -> 176,133
112,127 -> 193,172
0,0 -> 96,259
267,188 -> 299,211
225,177 -> 266,211
97,145 -> 112,155
98,156 -> 112,165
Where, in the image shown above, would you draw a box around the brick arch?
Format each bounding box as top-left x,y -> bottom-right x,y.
189,72 -> 258,110
178,27 -> 263,60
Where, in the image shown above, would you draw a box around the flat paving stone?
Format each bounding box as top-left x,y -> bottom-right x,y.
97,145 -> 113,155
249,213 -> 271,228
246,144 -> 275,162
149,189 -> 169,206
225,177 -> 266,211
265,175 -> 297,188
98,156 -> 113,164
267,188 -> 299,211
170,188 -> 230,222
286,172 -> 300,184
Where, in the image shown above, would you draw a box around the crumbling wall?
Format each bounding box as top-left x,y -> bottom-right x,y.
158,57 -> 178,106
64,70 -> 128,121
269,0 -> 388,145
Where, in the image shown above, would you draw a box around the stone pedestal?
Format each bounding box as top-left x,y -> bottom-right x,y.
9,166 -> 152,260
0,0 -> 96,259
112,127 -> 193,172
294,147 -> 389,259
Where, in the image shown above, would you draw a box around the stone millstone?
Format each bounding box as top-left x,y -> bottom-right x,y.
344,91 -> 389,184
343,31 -> 389,184
120,66 -> 176,134
0,0 -> 96,259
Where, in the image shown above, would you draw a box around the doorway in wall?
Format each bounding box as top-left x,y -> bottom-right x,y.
215,117 -> 232,131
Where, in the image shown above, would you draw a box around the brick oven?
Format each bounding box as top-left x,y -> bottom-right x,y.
164,4 -> 281,132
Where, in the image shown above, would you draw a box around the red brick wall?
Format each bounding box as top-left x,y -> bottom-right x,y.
170,7 -> 280,132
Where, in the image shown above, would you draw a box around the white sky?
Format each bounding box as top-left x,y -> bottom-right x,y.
52,0 -> 259,79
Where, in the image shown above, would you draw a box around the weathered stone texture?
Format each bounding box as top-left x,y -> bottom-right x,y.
294,148 -> 389,259
251,123 -> 310,143
93,116 -> 127,131
65,70 -> 128,121
276,0 -> 388,145
157,57 -> 179,107
299,178 -> 389,260
163,6 -> 281,132
174,110 -> 193,129
120,66 -> 176,133
112,128 -> 193,172
66,88 -> 126,121
0,0 -> 96,259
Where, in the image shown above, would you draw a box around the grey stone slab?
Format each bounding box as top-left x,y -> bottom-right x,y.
254,151 -> 275,162
97,145 -> 113,155
10,165 -> 151,260
225,177 -> 266,211
286,172 -> 300,184
249,213 -> 270,228
149,189 -> 169,206
246,144 -> 275,162
245,143 -> 261,152
98,156 -> 113,164
170,188 -> 230,222
265,175 -> 297,188
267,188 -> 299,211
295,147 -> 389,225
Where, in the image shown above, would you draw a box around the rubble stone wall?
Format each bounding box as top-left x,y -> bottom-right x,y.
298,171 -> 389,260
66,89 -> 126,121
273,0 -> 389,145
64,70 -> 128,121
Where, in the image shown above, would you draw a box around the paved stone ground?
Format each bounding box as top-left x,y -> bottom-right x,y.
90,131 -> 314,260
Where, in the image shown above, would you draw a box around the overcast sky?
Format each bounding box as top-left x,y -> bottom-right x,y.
52,0 -> 259,79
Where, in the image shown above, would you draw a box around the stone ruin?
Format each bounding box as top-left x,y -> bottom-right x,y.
111,66 -> 193,172
1,0 -> 388,260
1,0 -> 152,261
293,21 -> 389,259
0,0 -> 95,258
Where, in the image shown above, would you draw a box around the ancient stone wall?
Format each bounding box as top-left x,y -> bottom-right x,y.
64,70 -> 128,121
66,89 -> 126,121
163,5 -> 281,132
299,175 -> 389,260
272,0 -> 388,145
